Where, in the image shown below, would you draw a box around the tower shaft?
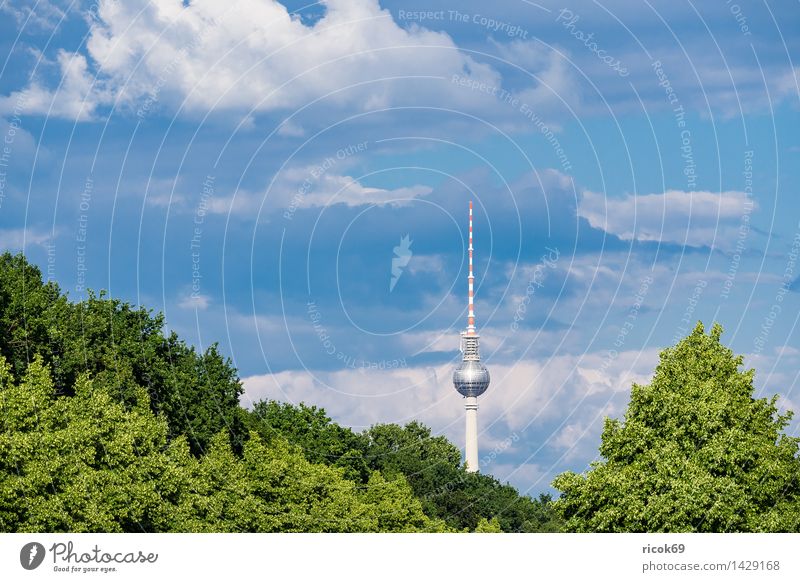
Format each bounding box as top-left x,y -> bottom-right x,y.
465,396 -> 479,472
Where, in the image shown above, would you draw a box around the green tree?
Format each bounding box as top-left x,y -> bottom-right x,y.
553,323 -> 800,532
364,422 -> 561,532
247,404 -> 561,531
169,432 -> 443,532
0,355 -> 441,533
247,400 -> 370,482
0,252 -> 245,455
0,355 -> 192,532
0,251 -> 564,533
474,517 -> 502,532
0,252 -> 66,378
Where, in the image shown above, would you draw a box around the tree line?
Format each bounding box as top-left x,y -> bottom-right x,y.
3,251 -> 799,532
0,252 -> 558,532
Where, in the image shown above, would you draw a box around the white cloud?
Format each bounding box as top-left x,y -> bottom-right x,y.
276,119 -> 305,137
178,293 -> 211,310
296,175 -> 432,209
84,0 -> 500,116
578,189 -> 755,248
0,116 -> 40,167
0,0 -> 67,31
206,171 -> 432,216
494,39 -> 580,116
407,254 -> 445,276
3,0 -> 575,124
0,51 -> 105,121
0,227 -> 53,250
775,68 -> 799,102
144,177 -> 187,208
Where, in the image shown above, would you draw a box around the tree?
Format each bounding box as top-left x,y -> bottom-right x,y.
0,355 -> 191,532
474,517 -> 502,532
363,421 -> 561,532
246,405 -> 561,531
553,323 -> 800,532
0,252 -> 245,455
0,252 -> 66,378
247,400 -> 370,482
1,251 -> 563,533
0,355 -> 442,533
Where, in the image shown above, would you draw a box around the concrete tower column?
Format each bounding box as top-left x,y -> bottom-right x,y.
465,396 -> 479,472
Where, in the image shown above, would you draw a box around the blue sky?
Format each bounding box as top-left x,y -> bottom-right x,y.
1,0 -> 799,494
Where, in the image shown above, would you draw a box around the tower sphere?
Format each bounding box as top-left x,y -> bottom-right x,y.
453,360 -> 490,397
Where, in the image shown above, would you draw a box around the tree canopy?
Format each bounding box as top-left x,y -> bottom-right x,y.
0,354 -> 447,532
553,322 -> 800,532
248,400 -> 562,532
0,251 -> 558,533
0,252 -> 245,455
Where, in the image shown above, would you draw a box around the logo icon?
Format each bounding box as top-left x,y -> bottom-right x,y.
390,234 -> 413,292
20,542 -> 46,570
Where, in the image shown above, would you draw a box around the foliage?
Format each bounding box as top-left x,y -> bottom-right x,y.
474,517 -> 502,532
0,355 -> 440,532
553,323 -> 800,532
247,400 -> 370,482
0,251 -> 560,533
0,252 -> 245,454
249,404 -> 562,532
363,421 -> 561,532
0,355 -> 182,531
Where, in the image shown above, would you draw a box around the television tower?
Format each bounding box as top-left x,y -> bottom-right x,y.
453,201 -> 490,472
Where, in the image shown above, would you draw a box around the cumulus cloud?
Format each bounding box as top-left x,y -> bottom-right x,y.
578,189 -> 755,248
19,0 -> 497,119
0,50 -> 105,121
2,0 -> 576,123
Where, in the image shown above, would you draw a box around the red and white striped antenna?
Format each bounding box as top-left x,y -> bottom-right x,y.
467,200 -> 476,335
